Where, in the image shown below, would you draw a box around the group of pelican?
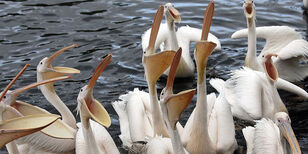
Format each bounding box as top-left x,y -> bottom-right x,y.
0,0 -> 307,154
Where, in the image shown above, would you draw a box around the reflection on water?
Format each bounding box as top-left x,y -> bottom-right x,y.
0,0 -> 307,153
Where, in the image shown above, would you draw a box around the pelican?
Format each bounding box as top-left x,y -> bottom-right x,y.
181,2 -> 237,153
113,6 -> 183,152
243,112 -> 301,154
232,0 -> 308,82
0,113 -> 61,153
75,54 -> 119,154
37,44 -> 80,129
0,64 -> 75,154
142,3 -> 221,78
159,48 -> 194,154
210,54 -> 289,121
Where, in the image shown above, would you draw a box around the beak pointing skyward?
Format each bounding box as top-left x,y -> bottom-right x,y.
78,54 -> 112,128
264,53 -> 278,82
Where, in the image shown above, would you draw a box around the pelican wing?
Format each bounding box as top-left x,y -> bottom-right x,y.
232,26 -> 301,55
243,126 -> 255,154
224,67 -> 263,121
253,118 -> 283,154
273,39 -> 308,81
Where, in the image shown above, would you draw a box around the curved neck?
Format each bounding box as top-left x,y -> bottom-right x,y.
81,115 -> 101,154
245,17 -> 259,69
148,81 -> 169,137
37,74 -> 76,129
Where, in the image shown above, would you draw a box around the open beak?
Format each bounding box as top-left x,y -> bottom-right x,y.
244,0 -> 254,19
165,89 -> 195,130
43,44 -> 80,79
0,114 -> 60,149
0,64 -> 30,103
81,54 -> 112,128
264,54 -> 278,82
194,41 -> 217,84
279,121 -> 302,154
201,0 -> 214,41
147,5 -> 164,54
168,6 -> 181,23
165,48 -> 182,94
143,50 -> 176,85
0,76 -> 74,139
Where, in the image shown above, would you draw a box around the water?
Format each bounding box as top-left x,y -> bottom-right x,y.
0,0 -> 307,153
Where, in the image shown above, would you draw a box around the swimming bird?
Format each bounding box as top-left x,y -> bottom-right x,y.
159,48 -> 194,154
0,64 -> 75,154
142,2 -> 221,78
75,54 -> 119,154
232,0 -> 308,82
210,54 -> 289,121
243,112 -> 301,154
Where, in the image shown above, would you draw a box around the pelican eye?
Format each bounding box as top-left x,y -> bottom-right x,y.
40,61 -> 43,65
3,95 -> 6,99
80,88 -> 83,92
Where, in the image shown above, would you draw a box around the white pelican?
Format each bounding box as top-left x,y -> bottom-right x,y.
159,48 -> 194,154
0,64 -> 76,154
230,0 -> 308,100
232,0 -> 308,82
0,113 -> 61,153
37,44 -> 80,129
113,6 -> 183,152
75,54 -> 119,154
243,112 -> 301,154
210,54 -> 289,121
142,3 -> 221,78
180,2 -> 237,153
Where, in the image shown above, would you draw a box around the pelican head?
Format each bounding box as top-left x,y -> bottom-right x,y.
77,54 -> 112,129
262,53 -> 278,82
164,3 -> 181,24
37,44 -> 80,83
243,0 -> 255,20
274,112 -> 302,154
160,48 -> 195,130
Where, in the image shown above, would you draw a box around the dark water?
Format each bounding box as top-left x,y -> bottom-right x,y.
0,0 -> 307,153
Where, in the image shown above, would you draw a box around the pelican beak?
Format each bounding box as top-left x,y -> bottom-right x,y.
201,0 -> 214,41
278,121 -> 302,154
168,6 -> 181,23
81,54 -> 112,128
165,48 -> 182,94
143,50 -> 176,86
165,89 -> 195,130
0,114 -> 60,149
147,5 -> 164,54
264,54 -> 278,82
43,44 -> 80,79
194,41 -> 217,84
0,64 -> 29,103
244,0 -> 254,19
12,76 -> 72,97
0,76 -> 74,140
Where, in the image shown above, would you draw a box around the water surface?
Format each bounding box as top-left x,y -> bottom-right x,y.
0,0 -> 307,153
